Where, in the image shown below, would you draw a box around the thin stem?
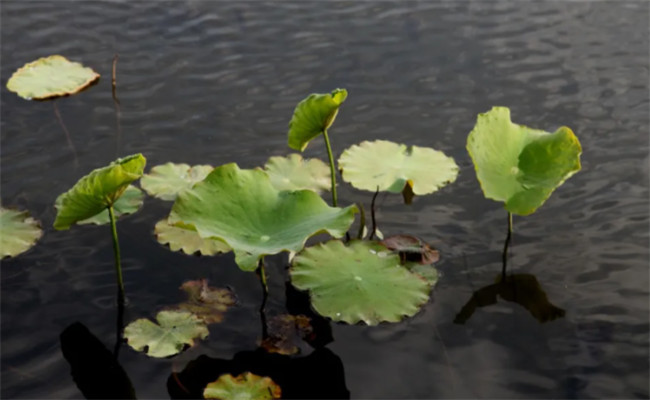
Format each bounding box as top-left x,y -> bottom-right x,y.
108,206 -> 125,298
322,129 -> 337,207
356,203 -> 366,240
113,293 -> 125,359
369,187 -> 379,240
256,259 -> 269,339
53,102 -> 78,165
501,212 -> 513,280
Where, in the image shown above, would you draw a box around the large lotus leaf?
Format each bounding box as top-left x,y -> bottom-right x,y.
204,372 -> 281,400
0,207 -> 43,259
288,89 -> 348,151
264,154 -> 331,194
169,163 -> 358,271
154,219 -> 231,256
123,310 -> 208,358
77,185 -> 144,225
290,240 -> 430,325
141,163 -> 214,201
466,107 -> 582,215
7,55 -> 100,100
338,140 -> 459,202
53,154 -> 146,230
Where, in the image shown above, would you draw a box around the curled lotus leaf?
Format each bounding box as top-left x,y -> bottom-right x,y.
77,185 -> 144,225
338,140 -> 459,204
264,154 -> 331,194
203,372 -> 281,400
7,55 -> 100,100
466,107 -> 582,215
169,163 -> 357,271
154,219 -> 231,256
53,154 -> 146,230
288,89 -> 347,151
0,207 -> 43,259
290,240 -> 430,325
141,163 -> 214,201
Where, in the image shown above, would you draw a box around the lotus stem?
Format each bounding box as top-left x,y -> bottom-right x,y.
357,203 -> 366,240
113,295 -> 125,359
322,128 -> 338,207
369,187 -> 379,240
501,212 -> 513,280
108,205 -> 125,299
53,102 -> 78,165
256,259 -> 269,339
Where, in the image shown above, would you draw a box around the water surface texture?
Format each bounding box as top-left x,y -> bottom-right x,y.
2,1 -> 648,398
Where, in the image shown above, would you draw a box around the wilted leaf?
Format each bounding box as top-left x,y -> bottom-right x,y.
203,372 -> 281,400
260,314 -> 313,356
173,279 -> 237,324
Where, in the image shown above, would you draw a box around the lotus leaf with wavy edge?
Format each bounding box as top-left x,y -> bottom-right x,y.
203,372 -> 281,400
141,163 -> 214,201
0,207 -> 43,259
264,154 -> 330,193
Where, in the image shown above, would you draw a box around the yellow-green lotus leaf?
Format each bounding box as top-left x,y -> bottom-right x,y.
141,163 -> 214,201
264,154 -> 330,193
288,89 -> 347,151
76,185 -> 144,225
154,219 -> 231,256
0,207 -> 43,259
204,372 -> 281,400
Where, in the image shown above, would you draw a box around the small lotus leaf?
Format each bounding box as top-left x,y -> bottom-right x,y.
173,279 -> 237,324
123,310 -> 208,358
338,140 -> 459,203
260,314 -> 313,356
53,154 -> 146,230
141,163 -> 214,201
77,185 -> 144,225
288,89 -> 348,151
290,240 -> 430,325
154,219 -> 231,256
466,107 -> 582,215
7,55 -> 100,100
203,372 -> 281,400
264,154 -> 331,193
169,163 -> 357,271
0,207 -> 43,258
408,264 -> 439,287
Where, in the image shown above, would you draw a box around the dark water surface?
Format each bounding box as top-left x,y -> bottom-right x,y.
2,1 -> 648,398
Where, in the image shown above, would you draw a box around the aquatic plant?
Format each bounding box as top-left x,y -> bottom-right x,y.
203,372 -> 281,400
0,207 -> 43,258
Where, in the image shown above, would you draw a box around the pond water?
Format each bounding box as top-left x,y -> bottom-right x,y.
2,1 -> 648,398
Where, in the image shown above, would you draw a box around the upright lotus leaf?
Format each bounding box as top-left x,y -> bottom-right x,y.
141,163 -> 214,201
264,154 -> 330,193
203,372 -> 281,400
123,310 -> 208,358
338,140 -> 459,204
288,88 -> 347,151
53,154 -> 146,230
173,279 -> 237,324
7,55 -> 100,100
154,219 -> 231,256
290,240 -> 430,325
77,185 -> 144,225
0,207 -> 43,258
169,163 -> 357,271
466,107 -> 582,215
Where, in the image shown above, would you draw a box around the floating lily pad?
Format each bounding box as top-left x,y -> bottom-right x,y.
408,264 -> 439,287
204,372 -> 281,400
338,140 -> 459,204
173,279 -> 237,324
7,55 -> 100,100
141,163 -> 214,201
53,154 -> 146,230
154,219 -> 231,256
288,89 -> 347,151
380,235 -> 439,265
0,207 -> 43,259
466,107 -> 582,215
290,240 -> 430,325
124,310 -> 208,358
264,154 -> 330,193
76,185 -> 144,225
260,314 -> 313,356
169,163 -> 357,271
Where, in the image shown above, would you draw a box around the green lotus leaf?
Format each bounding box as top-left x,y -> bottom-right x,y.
408,264 -> 439,287
0,207 -> 43,259
76,185 -> 144,225
169,163 -> 358,271
288,89 -> 347,151
264,154 -> 331,194
53,154 -> 146,230
123,310 -> 208,358
173,279 -> 237,324
141,163 -> 214,201
338,140 -> 459,203
466,107 -> 582,215
154,219 -> 231,256
290,240 -> 430,325
203,372 -> 281,400
7,55 -> 100,100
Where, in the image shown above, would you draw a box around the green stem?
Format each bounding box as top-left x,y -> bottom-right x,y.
501,212 -> 513,280
322,129 -> 337,207
108,206 -> 125,299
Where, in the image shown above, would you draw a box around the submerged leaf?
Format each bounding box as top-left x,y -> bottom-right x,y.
466,107 -> 582,215
260,314 -> 313,356
141,163 -> 214,201
0,207 -> 43,258
173,279 -> 237,324
288,89 -> 348,151
7,55 -> 100,100
169,163 -> 357,271
203,372 -> 281,400
77,185 -> 144,225
154,219 -> 231,256
264,154 -> 330,193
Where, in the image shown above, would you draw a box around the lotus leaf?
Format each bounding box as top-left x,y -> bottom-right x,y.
264,154 -> 330,193
154,219 -> 231,256
408,264 -> 439,287
288,89 -> 347,151
173,279 -> 237,324
203,372 -> 281,400
380,235 -> 440,265
466,107 -> 582,215
7,55 -> 100,100
141,163 -> 214,201
169,163 -> 357,271
0,207 -> 43,258
123,310 -> 208,358
290,240 -> 430,325
338,140 -> 459,203
77,185 -> 144,225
